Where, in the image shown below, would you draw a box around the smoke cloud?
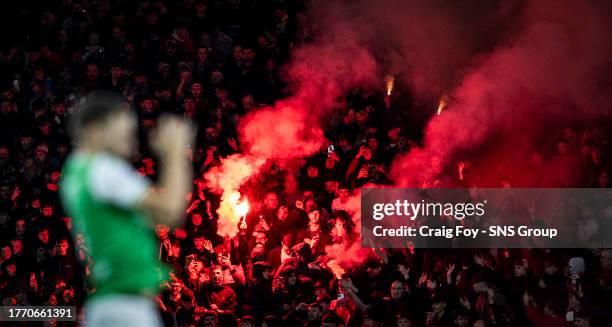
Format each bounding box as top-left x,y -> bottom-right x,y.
390,0 -> 612,187
209,0 -> 612,259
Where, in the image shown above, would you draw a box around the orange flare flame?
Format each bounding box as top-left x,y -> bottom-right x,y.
437,91 -> 450,115
205,155 -> 263,237
385,74 -> 395,96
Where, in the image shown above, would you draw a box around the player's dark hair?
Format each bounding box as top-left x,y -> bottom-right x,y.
68,90 -> 129,140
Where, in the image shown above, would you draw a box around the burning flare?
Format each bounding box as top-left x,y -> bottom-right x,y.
234,194 -> 250,218
437,91 -> 450,115
218,191 -> 249,237
385,74 -> 395,96
205,155 -> 262,238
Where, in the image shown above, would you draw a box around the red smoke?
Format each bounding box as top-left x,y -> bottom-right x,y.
391,0 -> 612,187
239,21 -> 379,160
209,0 -> 612,272
207,13 -> 378,238
307,0 -> 521,98
324,192 -> 371,271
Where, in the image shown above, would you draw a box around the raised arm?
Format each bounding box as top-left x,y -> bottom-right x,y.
140,116 -> 196,226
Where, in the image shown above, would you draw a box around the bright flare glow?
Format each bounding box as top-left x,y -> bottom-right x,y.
437,91 -> 450,115
234,195 -> 250,218
385,74 -> 395,96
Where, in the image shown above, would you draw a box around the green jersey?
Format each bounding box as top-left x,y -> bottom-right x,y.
59,152 -> 168,297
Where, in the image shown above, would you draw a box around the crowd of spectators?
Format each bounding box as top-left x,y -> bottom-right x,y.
1,1 -> 612,326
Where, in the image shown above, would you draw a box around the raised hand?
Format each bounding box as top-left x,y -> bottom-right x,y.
150,115 -> 196,159
397,264 -> 410,279
418,273 -> 428,287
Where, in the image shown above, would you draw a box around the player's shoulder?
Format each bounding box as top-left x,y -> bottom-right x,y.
89,152 -> 132,172
86,152 -> 150,205
62,151 -> 125,174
